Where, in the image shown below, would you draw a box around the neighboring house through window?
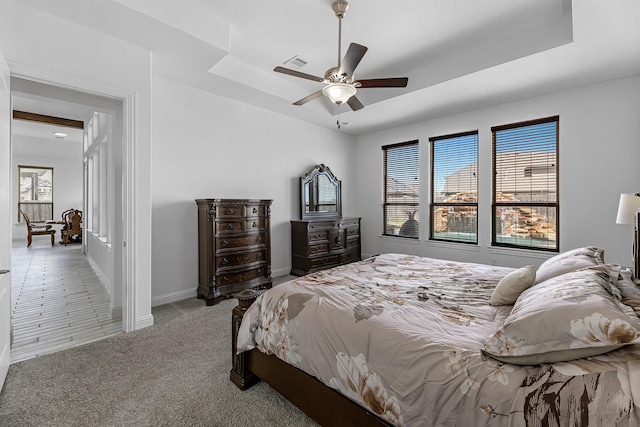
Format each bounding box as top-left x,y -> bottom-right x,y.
18,165 -> 53,222
383,141 -> 419,238
430,131 -> 478,244
492,116 -> 559,251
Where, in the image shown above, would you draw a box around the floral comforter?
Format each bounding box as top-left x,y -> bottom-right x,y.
236,253 -> 640,426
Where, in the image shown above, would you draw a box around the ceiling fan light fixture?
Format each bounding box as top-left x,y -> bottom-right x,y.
322,83 -> 356,105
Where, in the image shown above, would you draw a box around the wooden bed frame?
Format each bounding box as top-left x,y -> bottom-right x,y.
230,290 -> 392,427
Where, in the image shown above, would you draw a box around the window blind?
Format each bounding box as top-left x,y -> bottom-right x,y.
382,141 -> 419,238
492,116 -> 559,251
430,131 -> 478,243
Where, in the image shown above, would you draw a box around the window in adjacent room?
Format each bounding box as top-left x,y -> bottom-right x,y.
18,165 -> 53,222
492,116 -> 559,251
430,131 -> 478,244
382,140 -> 419,238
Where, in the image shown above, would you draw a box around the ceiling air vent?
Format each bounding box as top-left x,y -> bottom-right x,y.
283,56 -> 307,69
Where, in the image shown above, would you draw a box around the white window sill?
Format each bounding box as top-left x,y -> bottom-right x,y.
487,246 -> 553,260
379,235 -> 421,245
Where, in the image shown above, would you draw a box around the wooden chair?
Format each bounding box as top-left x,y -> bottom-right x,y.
20,210 -> 55,247
61,209 -> 83,246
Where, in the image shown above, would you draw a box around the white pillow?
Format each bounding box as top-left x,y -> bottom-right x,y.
490,265 -> 537,306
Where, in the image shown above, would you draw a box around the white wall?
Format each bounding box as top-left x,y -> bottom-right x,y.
150,77 -> 355,305
355,75 -> 640,269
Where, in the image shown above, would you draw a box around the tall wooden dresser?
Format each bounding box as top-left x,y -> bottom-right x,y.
195,199 -> 272,306
290,217 -> 361,276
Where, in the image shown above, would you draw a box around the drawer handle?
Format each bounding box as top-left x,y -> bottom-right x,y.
252,221 -> 257,227
222,276 -> 229,283
226,208 -> 233,215
255,253 -> 261,260
221,240 -> 228,247
253,207 -> 257,213
227,223 -> 233,230
222,257 -> 229,265
255,236 -> 261,243
256,268 -> 263,276
335,236 -> 343,245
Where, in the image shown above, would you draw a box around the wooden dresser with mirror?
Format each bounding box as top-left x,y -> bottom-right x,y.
290,164 -> 361,276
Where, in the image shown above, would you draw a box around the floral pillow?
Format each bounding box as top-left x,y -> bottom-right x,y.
482,265 -> 640,365
535,246 -> 605,284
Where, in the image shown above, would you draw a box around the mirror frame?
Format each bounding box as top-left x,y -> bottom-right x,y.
300,164 -> 342,220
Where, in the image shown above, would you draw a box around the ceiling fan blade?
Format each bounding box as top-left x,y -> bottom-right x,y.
357,77 -> 408,88
274,66 -> 324,82
338,43 -> 368,78
347,96 -> 364,111
293,90 -> 324,106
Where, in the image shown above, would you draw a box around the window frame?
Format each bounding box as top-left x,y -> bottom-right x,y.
18,165 -> 54,223
429,130 -> 479,244
382,140 -> 420,239
491,115 -> 559,252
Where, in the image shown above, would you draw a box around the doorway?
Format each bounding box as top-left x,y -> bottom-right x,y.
9,78 -> 125,361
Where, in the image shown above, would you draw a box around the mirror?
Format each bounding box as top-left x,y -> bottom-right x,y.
300,164 -> 341,220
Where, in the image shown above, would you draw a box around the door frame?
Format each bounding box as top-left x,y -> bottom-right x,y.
7,61 -> 139,332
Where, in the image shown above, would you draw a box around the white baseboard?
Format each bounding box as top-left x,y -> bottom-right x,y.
151,272 -> 293,308
151,288 -> 195,307
110,306 -> 123,320
136,314 -> 154,330
272,266 -> 291,278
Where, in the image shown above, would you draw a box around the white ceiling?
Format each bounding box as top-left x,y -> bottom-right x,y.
10,0 -> 640,138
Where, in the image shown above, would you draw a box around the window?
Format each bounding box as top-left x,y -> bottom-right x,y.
492,116 -> 559,251
383,141 -> 419,238
430,131 -> 478,244
18,165 -> 53,222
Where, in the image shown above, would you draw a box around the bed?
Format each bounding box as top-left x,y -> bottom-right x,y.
230,247 -> 640,426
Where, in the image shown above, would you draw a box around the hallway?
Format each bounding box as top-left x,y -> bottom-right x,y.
10,239 -> 121,363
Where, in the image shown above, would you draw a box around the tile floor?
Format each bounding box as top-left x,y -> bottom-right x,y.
10,239 -> 122,363
9,238 -> 298,364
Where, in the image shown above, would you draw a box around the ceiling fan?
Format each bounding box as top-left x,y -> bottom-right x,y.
274,0 -> 408,112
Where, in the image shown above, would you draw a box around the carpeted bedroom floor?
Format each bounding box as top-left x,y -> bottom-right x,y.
0,289 -> 318,426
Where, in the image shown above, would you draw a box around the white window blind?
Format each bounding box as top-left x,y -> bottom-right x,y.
383,141 -> 419,238
492,116 -> 559,251
430,131 -> 478,243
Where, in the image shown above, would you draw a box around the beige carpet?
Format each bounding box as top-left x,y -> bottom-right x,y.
0,296 -> 318,427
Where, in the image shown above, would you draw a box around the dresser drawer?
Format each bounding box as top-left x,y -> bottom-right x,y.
309,242 -> 329,255
310,255 -> 339,270
346,227 -> 359,237
245,204 -> 268,217
346,236 -> 359,248
216,265 -> 269,287
216,218 -> 267,234
216,232 -> 266,251
308,230 -> 329,242
216,204 -> 245,218
216,249 -> 266,269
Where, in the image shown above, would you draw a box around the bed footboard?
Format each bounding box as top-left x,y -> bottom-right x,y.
230,289 -> 261,390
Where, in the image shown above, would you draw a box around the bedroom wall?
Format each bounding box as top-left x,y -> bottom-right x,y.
150,77 -> 355,305
354,75 -> 640,269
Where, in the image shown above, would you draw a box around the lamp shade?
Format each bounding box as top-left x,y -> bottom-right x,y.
616,193 -> 640,224
322,83 -> 356,105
